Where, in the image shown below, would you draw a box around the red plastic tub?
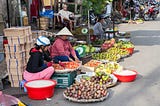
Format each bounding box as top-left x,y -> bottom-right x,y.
124,48 -> 134,55
113,70 -> 138,82
24,79 -> 57,100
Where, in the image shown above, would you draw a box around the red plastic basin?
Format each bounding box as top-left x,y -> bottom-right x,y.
113,70 -> 138,82
124,48 -> 134,55
24,79 -> 57,100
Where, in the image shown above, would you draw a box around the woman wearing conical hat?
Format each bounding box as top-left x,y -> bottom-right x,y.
50,27 -> 80,63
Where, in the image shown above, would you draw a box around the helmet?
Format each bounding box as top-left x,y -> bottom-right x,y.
36,36 -> 50,46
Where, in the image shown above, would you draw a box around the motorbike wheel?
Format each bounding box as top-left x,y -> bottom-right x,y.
144,14 -> 149,21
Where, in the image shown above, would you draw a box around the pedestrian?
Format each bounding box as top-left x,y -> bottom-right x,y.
93,16 -> 105,39
50,27 -> 80,63
23,36 -> 54,81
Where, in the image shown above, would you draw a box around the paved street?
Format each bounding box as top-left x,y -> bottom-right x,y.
2,16 -> 160,106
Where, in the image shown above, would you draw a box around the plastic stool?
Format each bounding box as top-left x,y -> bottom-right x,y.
20,80 -> 27,92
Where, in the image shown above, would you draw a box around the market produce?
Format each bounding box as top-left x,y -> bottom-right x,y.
74,44 -> 96,57
91,39 -> 104,45
53,61 -> 80,70
92,46 -> 130,61
80,71 -> 113,85
101,38 -> 115,51
84,60 -> 101,67
95,62 -> 123,74
64,80 -> 108,99
115,41 -> 134,48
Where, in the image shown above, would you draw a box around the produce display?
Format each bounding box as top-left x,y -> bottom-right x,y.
52,61 -> 80,73
61,31 -> 137,103
63,80 -> 108,100
95,62 -> 123,74
84,60 -> 101,67
91,39 -> 104,46
92,47 -> 129,62
78,71 -> 117,87
74,44 -> 96,57
101,38 -> 115,51
115,41 -> 134,48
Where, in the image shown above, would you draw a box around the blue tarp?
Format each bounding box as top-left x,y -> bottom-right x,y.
40,10 -> 54,18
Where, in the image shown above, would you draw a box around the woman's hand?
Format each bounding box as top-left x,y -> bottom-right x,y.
74,57 -> 80,62
69,57 -> 74,61
47,62 -> 53,67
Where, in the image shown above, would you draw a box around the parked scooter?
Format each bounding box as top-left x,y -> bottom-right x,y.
144,5 -> 159,21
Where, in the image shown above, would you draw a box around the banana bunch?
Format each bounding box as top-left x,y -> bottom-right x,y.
107,47 -> 129,57
92,52 -> 120,62
95,62 -> 123,74
115,41 -> 134,48
92,47 -> 129,61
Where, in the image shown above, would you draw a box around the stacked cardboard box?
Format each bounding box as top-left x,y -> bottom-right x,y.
4,26 -> 33,87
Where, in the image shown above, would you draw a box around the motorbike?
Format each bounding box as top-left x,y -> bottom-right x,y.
144,5 -> 159,21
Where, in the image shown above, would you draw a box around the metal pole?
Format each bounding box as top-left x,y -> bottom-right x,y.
6,0 -> 10,27
18,0 -> 23,26
88,10 -> 91,44
38,0 -> 41,30
112,0 -> 115,38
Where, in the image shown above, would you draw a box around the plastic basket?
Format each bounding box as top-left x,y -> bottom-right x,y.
51,71 -> 77,88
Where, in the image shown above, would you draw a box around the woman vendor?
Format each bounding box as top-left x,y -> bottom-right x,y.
50,27 -> 80,63
23,36 -> 54,81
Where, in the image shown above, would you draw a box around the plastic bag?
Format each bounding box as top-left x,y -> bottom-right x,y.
0,91 -> 26,106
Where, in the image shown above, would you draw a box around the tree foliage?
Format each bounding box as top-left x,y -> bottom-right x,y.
82,0 -> 109,15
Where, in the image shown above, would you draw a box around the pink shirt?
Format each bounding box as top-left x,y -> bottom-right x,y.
50,38 -> 76,58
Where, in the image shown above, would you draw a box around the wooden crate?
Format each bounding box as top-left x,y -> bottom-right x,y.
25,41 -> 34,50
26,34 -> 33,43
7,36 -> 26,45
5,51 -> 26,59
4,27 -> 29,36
9,75 -> 23,82
23,17 -> 29,26
7,65 -> 25,75
32,30 -> 44,41
4,44 -> 25,53
37,17 -> 49,30
6,58 -> 26,68
9,78 -> 21,87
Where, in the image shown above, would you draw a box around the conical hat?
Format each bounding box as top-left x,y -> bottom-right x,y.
56,27 -> 73,36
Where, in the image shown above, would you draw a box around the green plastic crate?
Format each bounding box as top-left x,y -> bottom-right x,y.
51,71 -> 77,88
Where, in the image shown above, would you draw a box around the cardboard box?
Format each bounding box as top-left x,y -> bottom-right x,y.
4,44 -> 25,53
5,51 -> 26,59
7,36 -> 26,45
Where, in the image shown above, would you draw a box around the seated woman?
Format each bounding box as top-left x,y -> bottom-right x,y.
57,4 -> 74,31
50,27 -> 80,63
23,36 -> 54,81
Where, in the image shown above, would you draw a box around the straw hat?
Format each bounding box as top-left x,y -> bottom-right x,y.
56,27 -> 73,36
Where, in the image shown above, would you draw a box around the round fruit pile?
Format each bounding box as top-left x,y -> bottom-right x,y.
64,81 -> 108,100
89,74 -> 113,85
